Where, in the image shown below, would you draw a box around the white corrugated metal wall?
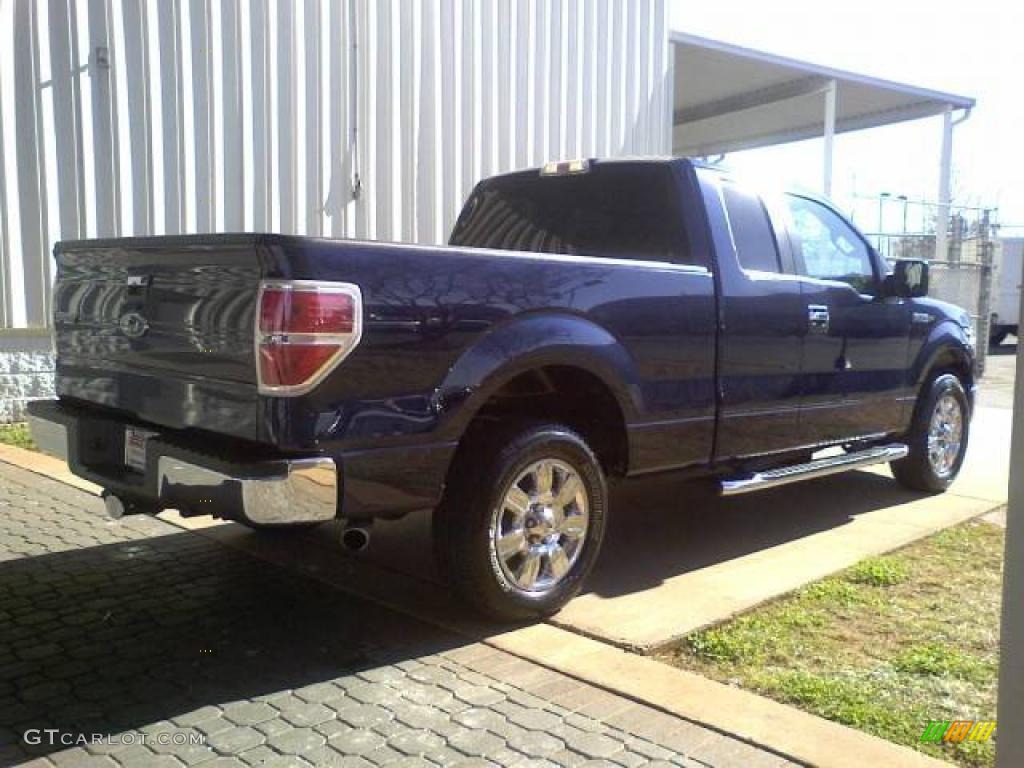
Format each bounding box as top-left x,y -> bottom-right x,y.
0,0 -> 671,329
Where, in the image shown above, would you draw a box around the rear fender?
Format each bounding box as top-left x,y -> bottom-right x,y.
435,313 -> 641,440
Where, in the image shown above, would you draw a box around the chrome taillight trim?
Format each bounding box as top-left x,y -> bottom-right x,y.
255,279 -> 364,396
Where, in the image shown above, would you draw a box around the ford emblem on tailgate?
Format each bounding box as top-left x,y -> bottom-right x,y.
118,311 -> 149,339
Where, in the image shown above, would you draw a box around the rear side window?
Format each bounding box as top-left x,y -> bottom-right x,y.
449,164 -> 693,264
721,184 -> 782,273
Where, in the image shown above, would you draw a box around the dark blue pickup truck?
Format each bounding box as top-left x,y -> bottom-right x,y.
28,158 -> 976,619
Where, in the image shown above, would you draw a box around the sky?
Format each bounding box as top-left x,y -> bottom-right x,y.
668,0 -> 1024,233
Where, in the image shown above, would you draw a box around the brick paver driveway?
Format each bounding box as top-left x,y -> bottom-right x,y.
0,462 -> 793,767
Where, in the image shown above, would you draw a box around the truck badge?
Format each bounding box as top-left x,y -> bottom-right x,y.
118,311 -> 149,339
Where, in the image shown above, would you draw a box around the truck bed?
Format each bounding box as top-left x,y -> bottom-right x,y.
52,233 -> 717,459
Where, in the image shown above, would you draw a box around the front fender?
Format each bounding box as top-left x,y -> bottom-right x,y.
912,318 -> 976,397
434,312 -> 641,440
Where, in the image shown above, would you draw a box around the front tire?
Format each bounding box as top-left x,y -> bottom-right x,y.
891,372 -> 970,492
434,422 -> 608,621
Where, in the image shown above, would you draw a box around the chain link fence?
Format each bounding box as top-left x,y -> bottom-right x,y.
853,197 -> 998,376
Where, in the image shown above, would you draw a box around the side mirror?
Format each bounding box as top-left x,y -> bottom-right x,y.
887,259 -> 929,298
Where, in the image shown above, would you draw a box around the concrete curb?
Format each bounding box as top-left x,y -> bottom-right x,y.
0,443 -> 99,496
0,446 -> 954,768
487,625 -> 951,768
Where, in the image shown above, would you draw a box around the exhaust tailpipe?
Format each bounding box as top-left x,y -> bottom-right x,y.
103,493 -> 126,520
340,521 -> 372,552
101,491 -> 159,519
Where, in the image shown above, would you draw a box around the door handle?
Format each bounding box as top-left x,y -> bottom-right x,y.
808,304 -> 830,333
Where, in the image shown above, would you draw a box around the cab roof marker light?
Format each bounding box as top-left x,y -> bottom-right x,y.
540,158 -> 591,176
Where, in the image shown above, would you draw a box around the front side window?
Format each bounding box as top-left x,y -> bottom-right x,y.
786,195 -> 876,293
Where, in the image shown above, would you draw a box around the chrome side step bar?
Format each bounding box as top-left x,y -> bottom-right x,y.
719,443 -> 909,497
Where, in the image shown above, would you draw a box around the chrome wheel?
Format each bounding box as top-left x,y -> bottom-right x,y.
489,458 -> 589,594
927,393 -> 964,477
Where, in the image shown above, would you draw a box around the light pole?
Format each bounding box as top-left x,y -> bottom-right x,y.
877,192 -> 891,255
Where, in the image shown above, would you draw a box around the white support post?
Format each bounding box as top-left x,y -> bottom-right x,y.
822,80 -> 836,197
936,106 -> 953,261
998,260 -> 1024,767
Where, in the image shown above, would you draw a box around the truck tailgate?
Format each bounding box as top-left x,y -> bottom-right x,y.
53,235 -> 264,441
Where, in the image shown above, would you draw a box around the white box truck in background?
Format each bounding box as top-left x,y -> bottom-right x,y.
991,238 -> 1024,346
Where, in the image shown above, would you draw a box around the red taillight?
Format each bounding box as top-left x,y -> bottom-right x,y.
256,282 -> 362,394
258,345 -> 339,389
259,289 -> 355,335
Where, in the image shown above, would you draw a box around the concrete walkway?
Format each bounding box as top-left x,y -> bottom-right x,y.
0,447 -> 954,767
5,387 -> 1006,766
552,403 -> 1007,649
0,461 -> 791,768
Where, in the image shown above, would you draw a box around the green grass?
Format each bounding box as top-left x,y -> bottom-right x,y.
0,422 -> 34,451
846,555 -> 911,586
658,520 -> 1003,768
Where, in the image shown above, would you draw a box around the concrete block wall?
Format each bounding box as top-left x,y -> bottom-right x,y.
0,330 -> 55,423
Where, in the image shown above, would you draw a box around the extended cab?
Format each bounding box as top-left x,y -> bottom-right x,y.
28,158 -> 977,620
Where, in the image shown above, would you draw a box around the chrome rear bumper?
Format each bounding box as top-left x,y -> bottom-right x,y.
158,455 -> 337,525
27,407 -> 337,526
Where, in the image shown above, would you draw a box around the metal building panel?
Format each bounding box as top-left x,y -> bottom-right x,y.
547,0 -> 561,161
325,0 -> 349,238
595,0 -> 610,156
414,0 -> 437,243
249,0 -> 270,231
564,0 -> 580,159
189,0 -> 214,232
275,0 -> 295,233
13,0 -> 48,325
86,0 -> 116,236
463,0 -> 480,190
530,0 -> 547,165
353,0 -> 369,238
302,0 -> 321,236
513,0 -> 529,170
0,50 -> 11,328
155,0 -> 183,233
397,0 -> 415,241
583,0 -> 598,153
220,0 -> 243,230
120,0 -> 153,235
371,0 -> 391,238
46,0 -> 84,240
439,0 -> 457,231
1,0 -> 670,328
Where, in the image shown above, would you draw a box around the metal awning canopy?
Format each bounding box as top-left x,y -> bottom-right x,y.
670,31 -> 975,260
671,31 -> 975,158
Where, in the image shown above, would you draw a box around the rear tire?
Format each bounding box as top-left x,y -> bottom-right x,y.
434,422 -> 608,621
891,372 -> 969,492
